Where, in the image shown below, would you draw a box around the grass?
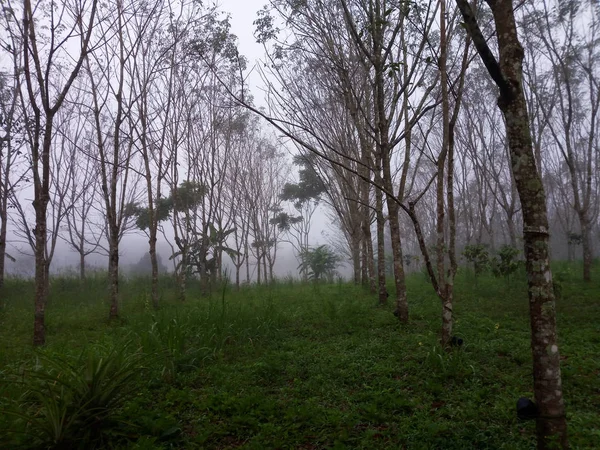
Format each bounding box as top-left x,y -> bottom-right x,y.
0,265 -> 598,449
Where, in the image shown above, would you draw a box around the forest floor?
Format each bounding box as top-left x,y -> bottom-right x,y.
0,263 -> 599,449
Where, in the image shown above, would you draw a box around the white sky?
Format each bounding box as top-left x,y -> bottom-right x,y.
219,0 -> 267,104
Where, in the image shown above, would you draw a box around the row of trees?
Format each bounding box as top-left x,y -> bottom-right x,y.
237,1 -> 598,447
0,0 -> 316,343
1,0 -> 597,447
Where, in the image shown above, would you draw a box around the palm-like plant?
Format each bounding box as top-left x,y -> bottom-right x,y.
298,245 -> 340,282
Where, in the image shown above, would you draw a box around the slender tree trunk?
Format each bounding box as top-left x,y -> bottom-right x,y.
79,251 -> 85,281
0,214 -> 7,288
352,233 -> 361,284
149,233 -> 159,308
360,238 -> 368,285
366,226 -> 376,293
263,252 -> 268,284
178,271 -> 186,301
32,119 -> 53,346
33,212 -> 47,345
375,175 -> 387,305
257,254 -> 261,285
579,213 -> 592,282
108,235 -> 119,319
245,244 -> 250,284
386,200 -> 408,321
177,250 -> 187,301
438,0 -> 455,347
382,146 -> 408,320
456,1 -> 568,446
361,182 -> 377,293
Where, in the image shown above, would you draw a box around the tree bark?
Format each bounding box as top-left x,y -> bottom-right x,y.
365,226 -> 376,294
0,214 -> 7,289
32,118 -> 53,346
108,235 -> 119,319
79,250 -> 86,281
360,238 -> 368,285
579,213 -> 592,282
374,169 -> 387,305
456,1 -> 568,447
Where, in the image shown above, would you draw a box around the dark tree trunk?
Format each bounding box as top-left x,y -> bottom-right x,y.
108,235 -> 119,319
245,244 -> 250,284
256,254 -> 261,285
79,251 -> 85,281
32,119 -> 53,346
456,1 -> 568,447
579,213 -> 592,283
149,233 -> 159,308
0,214 -> 7,289
374,175 -> 387,305
386,199 -> 408,321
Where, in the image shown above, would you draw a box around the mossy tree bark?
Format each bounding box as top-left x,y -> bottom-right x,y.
456,0 -> 568,447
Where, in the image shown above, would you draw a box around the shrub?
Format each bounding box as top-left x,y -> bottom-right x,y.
462,244 -> 490,277
491,245 -> 521,281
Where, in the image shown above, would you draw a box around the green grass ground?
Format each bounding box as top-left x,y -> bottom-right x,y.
0,265 -> 598,449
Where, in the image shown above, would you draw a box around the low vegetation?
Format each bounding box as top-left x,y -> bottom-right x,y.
0,264 -> 598,449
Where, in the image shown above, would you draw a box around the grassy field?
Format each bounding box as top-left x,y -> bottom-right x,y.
0,264 -> 598,449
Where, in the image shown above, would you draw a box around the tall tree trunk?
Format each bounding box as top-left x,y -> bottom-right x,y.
108,235 -> 119,319
177,249 -> 187,301
360,238 -> 368,285
438,0 -> 457,347
457,1 -> 568,447
79,250 -> 85,281
386,200 -> 408,321
374,172 -> 387,305
33,212 -> 47,346
361,181 -> 376,294
352,233 -> 361,285
178,270 -> 187,301
149,233 -> 159,308
245,244 -> 250,284
382,143 -> 408,320
579,213 -> 592,282
256,254 -> 261,285
32,119 -> 53,346
0,214 -> 7,289
263,252 -> 268,284
365,226 -> 376,294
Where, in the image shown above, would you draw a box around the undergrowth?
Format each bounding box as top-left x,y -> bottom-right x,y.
0,265 -> 598,449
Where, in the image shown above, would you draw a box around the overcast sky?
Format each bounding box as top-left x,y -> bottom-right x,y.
219,0 -> 267,103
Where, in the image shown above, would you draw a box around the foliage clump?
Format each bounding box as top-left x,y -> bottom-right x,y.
462,244 -> 490,277
491,245 -> 521,281
298,245 -> 340,282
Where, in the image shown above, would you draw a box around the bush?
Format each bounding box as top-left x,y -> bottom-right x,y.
462,244 -> 490,277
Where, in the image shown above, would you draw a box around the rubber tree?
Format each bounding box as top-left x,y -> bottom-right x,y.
456,0 -> 568,447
